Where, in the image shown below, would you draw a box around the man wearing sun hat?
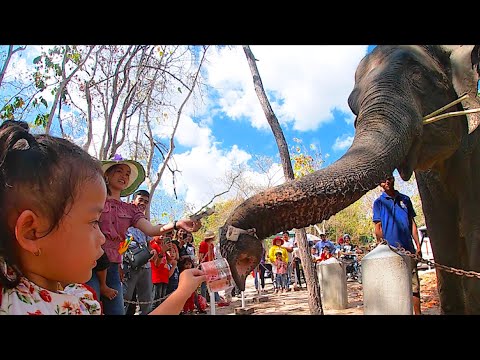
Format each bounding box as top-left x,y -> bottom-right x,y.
86,154 -> 202,315
198,230 -> 225,305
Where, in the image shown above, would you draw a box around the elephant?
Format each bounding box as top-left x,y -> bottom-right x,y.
219,45 -> 480,315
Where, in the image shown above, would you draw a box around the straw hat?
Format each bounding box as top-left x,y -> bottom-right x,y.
101,154 -> 145,197
204,230 -> 215,240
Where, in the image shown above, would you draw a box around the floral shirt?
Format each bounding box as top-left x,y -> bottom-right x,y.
0,277 -> 101,315
274,259 -> 287,274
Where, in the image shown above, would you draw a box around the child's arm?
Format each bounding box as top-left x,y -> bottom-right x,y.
168,260 -> 177,277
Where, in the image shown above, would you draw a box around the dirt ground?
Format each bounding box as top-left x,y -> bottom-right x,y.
199,268 -> 440,315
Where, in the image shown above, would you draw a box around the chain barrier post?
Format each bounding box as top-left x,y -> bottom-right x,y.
362,243 -> 412,314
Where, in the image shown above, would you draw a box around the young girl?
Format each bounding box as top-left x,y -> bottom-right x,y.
274,251 -> 288,293
0,120 -> 206,315
86,154 -> 203,315
178,257 -> 206,314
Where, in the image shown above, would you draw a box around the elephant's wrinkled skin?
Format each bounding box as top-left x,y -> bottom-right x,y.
219,45 -> 480,314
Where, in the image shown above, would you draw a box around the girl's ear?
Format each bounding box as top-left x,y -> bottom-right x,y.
15,210 -> 43,255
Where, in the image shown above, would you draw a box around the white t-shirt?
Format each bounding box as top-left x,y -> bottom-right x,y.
282,238 -> 295,263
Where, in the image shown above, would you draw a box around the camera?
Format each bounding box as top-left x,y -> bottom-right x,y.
163,236 -> 172,244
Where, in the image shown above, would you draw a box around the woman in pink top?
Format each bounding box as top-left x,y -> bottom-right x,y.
85,154 -> 201,315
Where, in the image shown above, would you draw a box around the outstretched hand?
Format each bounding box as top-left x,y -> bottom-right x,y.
177,268 -> 207,296
177,219 -> 202,233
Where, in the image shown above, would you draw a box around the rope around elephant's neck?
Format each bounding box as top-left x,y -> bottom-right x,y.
423,93 -> 480,125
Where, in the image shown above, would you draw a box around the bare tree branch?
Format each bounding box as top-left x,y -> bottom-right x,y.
0,45 -> 26,86
192,172 -> 242,216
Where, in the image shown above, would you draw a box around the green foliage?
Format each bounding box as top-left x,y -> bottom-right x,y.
324,199 -> 374,245
0,97 -> 26,120
191,198 -> 242,246
410,192 -> 425,227
34,114 -> 48,127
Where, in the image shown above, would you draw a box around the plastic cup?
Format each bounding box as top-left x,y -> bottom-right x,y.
201,258 -> 234,293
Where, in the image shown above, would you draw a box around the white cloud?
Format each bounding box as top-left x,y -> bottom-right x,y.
160,144 -> 253,208
344,113 -> 356,125
204,45 -> 368,132
332,135 -> 354,152
5,53 -> 31,83
8,45 -> 369,211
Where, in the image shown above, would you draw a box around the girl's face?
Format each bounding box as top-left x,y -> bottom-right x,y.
184,262 -> 193,269
106,164 -> 131,192
20,174 -> 107,290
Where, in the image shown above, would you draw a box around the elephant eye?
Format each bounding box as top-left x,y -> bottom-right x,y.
409,67 -> 424,86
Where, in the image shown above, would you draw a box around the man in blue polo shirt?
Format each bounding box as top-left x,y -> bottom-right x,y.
314,232 -> 336,256
373,173 -> 422,315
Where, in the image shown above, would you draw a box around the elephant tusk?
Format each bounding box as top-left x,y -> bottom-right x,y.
423,108 -> 480,125
423,93 -> 469,120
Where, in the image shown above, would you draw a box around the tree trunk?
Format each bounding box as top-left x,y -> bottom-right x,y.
243,45 -> 323,315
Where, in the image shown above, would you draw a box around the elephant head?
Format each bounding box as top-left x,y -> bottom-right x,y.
219,45 -> 480,295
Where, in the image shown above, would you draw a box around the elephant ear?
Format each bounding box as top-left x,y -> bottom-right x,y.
442,45 -> 480,134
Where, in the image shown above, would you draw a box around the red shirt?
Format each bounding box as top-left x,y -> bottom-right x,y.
199,240 -> 214,263
150,242 -> 169,284
99,198 -> 145,264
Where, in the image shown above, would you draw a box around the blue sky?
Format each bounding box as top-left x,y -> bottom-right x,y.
203,46 -> 375,164
3,45 -> 378,215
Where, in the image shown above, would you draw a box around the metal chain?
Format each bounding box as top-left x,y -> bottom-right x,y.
123,292 -> 172,305
379,240 -> 480,279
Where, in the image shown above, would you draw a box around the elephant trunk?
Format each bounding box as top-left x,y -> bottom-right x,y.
220,94 -> 417,289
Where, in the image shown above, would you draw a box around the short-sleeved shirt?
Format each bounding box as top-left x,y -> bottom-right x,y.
0,277 -> 101,315
373,191 -> 416,253
166,265 -> 179,294
172,240 -> 188,259
314,240 -> 336,255
282,238 -> 295,263
100,198 -> 146,264
268,245 -> 288,264
184,243 -> 196,262
199,241 -> 214,263
150,241 -> 169,284
274,259 -> 287,274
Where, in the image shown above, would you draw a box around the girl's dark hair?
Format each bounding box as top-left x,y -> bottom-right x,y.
178,257 -> 194,272
133,189 -> 150,198
0,120 -> 104,288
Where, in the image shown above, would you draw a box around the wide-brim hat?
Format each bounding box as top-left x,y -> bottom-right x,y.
101,154 -> 145,197
272,236 -> 284,245
204,230 -> 215,239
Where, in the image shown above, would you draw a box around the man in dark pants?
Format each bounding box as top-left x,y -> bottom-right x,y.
125,288 -> 137,315
122,190 -> 156,315
292,244 -> 306,288
373,174 -> 422,315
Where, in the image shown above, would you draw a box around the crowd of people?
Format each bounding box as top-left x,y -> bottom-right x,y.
0,120 -> 423,315
255,231 -> 364,294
